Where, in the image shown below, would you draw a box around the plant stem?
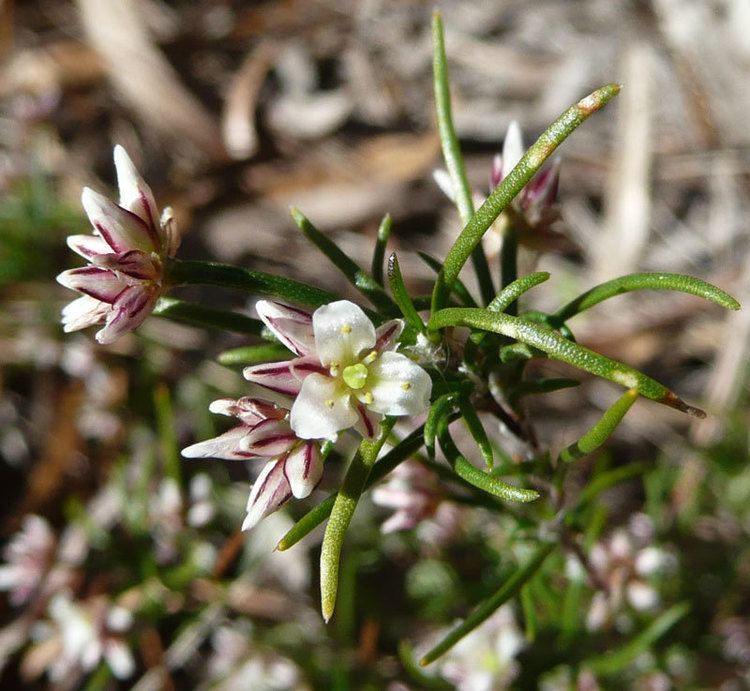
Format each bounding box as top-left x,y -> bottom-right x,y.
153,297 -> 264,336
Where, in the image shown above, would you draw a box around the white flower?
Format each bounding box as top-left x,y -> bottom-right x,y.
244,300 -> 432,441
56,145 -> 180,344
181,397 -> 322,531
0,515 -> 55,606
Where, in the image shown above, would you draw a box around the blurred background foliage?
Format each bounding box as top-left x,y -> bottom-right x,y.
0,0 -> 748,689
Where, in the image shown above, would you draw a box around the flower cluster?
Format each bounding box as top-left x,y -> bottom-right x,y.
183,299 -> 432,530
56,146 -> 179,344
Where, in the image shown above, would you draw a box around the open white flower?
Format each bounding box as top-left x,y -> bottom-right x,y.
244,300 -> 432,441
56,146 -> 180,344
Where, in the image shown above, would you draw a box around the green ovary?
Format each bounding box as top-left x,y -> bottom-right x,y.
342,363 -> 369,390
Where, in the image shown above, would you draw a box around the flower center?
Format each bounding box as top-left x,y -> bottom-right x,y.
342,363 -> 368,390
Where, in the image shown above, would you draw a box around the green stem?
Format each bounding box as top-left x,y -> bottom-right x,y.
217,343 -> 291,366
277,426 -> 425,551
433,83 -> 620,311
488,271 -> 550,313
499,229 -> 519,314
165,258 -> 337,308
432,10 -> 494,305
153,296 -> 264,336
420,541 -> 556,665
320,419 -> 396,621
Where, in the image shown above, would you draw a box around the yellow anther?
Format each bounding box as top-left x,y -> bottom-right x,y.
362,350 -> 378,365
362,391 -> 374,405
325,399 -> 335,409
401,382 -> 412,391
340,324 -> 352,335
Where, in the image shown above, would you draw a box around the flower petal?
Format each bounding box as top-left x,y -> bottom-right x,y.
501,120 -> 524,180
81,187 -> 156,253
283,442 -> 322,499
354,402 -> 379,440
367,351 -> 432,416
432,168 -> 455,202
521,158 -> 560,212
181,425 -> 256,460
312,300 -> 375,367
208,397 -> 285,426
290,373 -> 357,441
92,249 -> 161,281
95,285 -> 157,344
61,295 -> 109,332
240,418 -> 297,457
113,145 -> 160,247
244,359 -> 304,396
256,300 -> 315,356
66,234 -> 112,259
242,460 -> 292,531
374,319 -> 404,352
57,267 -> 128,303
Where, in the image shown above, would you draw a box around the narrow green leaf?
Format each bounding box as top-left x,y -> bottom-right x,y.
432,10 -> 494,305
418,251 -> 478,307
165,258 -> 337,308
437,416 -> 539,502
584,603 -> 690,675
320,419 -> 396,621
433,83 -> 620,311
573,461 -> 650,511
458,396 -> 494,469
487,272 -> 550,313
290,207 -> 397,314
399,642 -> 453,690
420,542 -> 556,665
553,272 -> 741,323
429,307 -> 706,418
560,389 -> 638,463
371,213 -> 392,285
425,394 -> 458,458
153,296 -> 265,336
387,253 -> 425,331
277,426 -> 425,551
217,343 -> 291,366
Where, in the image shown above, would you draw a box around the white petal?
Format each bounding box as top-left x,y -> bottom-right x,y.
432,168 -> 455,202
242,460 -> 292,530
66,234 -> 111,259
57,267 -> 128,303
289,373 -> 357,441
501,120 -> 524,179
104,639 -> 135,679
240,418 -> 297,457
312,300 -> 375,366
367,351 -> 432,416
374,319 -> 404,352
81,187 -> 157,253
255,300 -> 315,356
283,442 -> 323,498
353,402 -> 379,439
181,426 -> 254,460
61,295 -> 109,332
95,285 -> 157,344
113,145 -> 160,244
208,397 -> 284,426
243,358 -> 317,396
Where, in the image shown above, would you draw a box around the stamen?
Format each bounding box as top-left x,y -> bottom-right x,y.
362,350 -> 378,365
401,382 -> 412,391
340,324 -> 352,335
325,399 -> 335,409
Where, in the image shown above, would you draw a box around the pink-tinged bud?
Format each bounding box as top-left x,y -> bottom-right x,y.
255,300 -> 315,357
57,146 -> 179,344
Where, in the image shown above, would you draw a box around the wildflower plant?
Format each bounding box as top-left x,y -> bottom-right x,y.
49,10 -> 742,676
